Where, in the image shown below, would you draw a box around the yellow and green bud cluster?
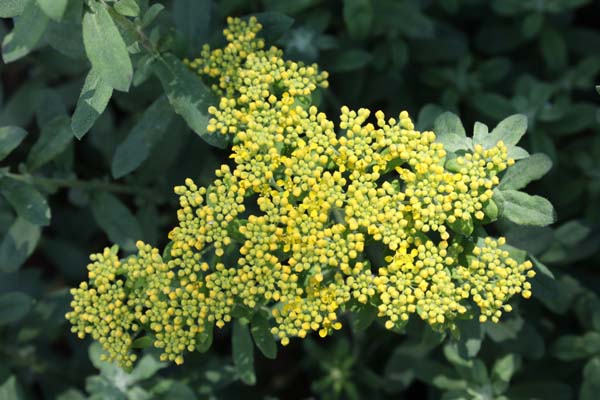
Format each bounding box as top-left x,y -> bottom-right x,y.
67,17 -> 535,367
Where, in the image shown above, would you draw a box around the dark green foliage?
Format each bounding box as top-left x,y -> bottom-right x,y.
0,0 -> 599,399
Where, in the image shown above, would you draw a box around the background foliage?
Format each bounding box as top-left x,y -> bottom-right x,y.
0,0 -> 599,398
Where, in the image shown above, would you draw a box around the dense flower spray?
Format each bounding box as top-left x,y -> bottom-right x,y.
67,17 -> 535,368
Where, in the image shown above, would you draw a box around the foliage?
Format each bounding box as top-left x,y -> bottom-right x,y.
0,0 -> 599,399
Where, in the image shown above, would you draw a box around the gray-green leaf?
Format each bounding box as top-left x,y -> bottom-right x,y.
90,192 -> 142,252
0,176 -> 51,226
112,96 -> 173,178
152,53 -> 227,148
0,291 -> 33,326
37,0 -> 68,21
1,0 -> 49,63
434,112 -> 470,152
487,114 -> 528,147
82,2 -> 133,92
496,190 -> 556,226
0,126 -> 27,161
0,0 -> 25,18
27,115 -> 73,171
581,357 -> 600,400
71,69 -> 113,139
232,320 -> 256,385
499,154 -> 552,190
114,0 -> 140,18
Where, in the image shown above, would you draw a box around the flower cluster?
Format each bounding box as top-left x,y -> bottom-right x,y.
67,17 -> 535,367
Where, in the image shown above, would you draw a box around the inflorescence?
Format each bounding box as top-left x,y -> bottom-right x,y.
67,17 -> 535,368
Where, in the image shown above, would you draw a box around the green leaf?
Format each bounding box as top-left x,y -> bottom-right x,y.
487,114 -> 528,147
491,354 -> 521,395
472,121 -> 489,145
232,320 -> 256,385
71,69 -> 114,139
0,375 -> 25,400
0,126 -> 27,161
0,80 -> 44,127
0,176 -> 50,226
141,3 -> 164,28
327,49 -> 372,72
343,0 -> 372,39
82,2 -> 133,92
496,190 -> 555,226
253,11 -> 294,42
250,313 -> 277,359
351,302 -> 377,331
416,103 -> 444,131
433,112 -> 470,152
0,218 -> 41,273
152,53 -> 227,148
130,336 -> 153,349
174,0 -> 211,55
37,0 -> 68,21
580,357 -> 600,400
90,192 -> 143,252
448,216 -> 473,236
549,103 -> 597,136
499,154 -> 552,190
0,0 -> 25,18
454,318 -> 483,358
0,292 -> 33,325
552,332 -> 600,361
196,322 -> 213,353
540,28 -> 567,70
470,93 -> 515,120
112,96 -> 173,178
130,355 -> 166,382
1,0 -> 49,63
507,381 -> 573,400
114,0 -> 140,17
26,115 -> 73,171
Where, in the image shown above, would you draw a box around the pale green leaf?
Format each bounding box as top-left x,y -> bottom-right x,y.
487,114 -> 528,147
434,112 -> 470,152
1,0 -> 49,63
71,69 -> 114,139
0,126 -> 27,161
37,0 -> 68,21
82,2 -> 133,91
0,0 -> 25,18
499,154 -> 553,190
472,121 -> 488,145
112,96 -> 173,178
496,190 -> 556,226
114,0 -> 140,18
491,354 -> 521,395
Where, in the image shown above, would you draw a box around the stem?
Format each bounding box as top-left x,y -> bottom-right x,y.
6,172 -> 157,197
